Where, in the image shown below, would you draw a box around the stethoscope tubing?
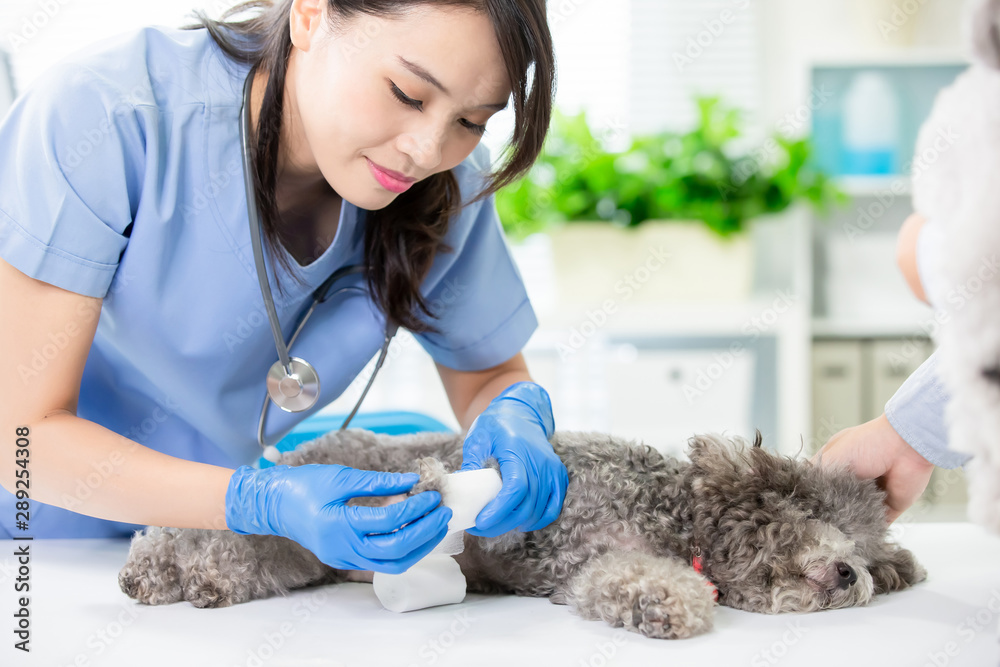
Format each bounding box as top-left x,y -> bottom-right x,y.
240,69 -> 294,376
239,66 -> 397,455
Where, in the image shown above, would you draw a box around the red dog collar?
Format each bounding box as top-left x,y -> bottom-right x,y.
692,553 -> 719,603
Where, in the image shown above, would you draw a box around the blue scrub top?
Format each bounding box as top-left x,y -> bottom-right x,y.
0,26 -> 537,537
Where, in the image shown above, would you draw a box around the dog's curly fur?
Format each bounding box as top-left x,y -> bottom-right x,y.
119,430 -> 926,639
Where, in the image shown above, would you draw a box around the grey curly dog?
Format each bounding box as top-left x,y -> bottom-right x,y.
119,430 -> 926,639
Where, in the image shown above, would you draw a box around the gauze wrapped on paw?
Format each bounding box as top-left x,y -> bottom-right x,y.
372,467 -> 502,612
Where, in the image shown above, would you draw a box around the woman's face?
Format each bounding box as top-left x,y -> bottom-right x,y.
285,0 -> 512,210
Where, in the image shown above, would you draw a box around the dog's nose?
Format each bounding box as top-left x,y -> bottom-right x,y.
835,562 -> 857,589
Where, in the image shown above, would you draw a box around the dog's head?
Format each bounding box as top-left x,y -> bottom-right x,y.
686,433 -> 926,614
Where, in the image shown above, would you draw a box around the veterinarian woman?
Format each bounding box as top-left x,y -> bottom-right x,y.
814,213 -> 970,522
0,0 -> 568,574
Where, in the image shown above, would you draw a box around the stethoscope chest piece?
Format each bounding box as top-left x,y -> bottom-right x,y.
266,357 -> 320,412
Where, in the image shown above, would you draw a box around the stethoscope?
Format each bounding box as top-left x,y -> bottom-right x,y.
239,68 -> 398,462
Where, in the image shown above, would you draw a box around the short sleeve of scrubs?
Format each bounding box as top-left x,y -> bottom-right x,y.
0,63 -> 141,298
412,144 -> 538,372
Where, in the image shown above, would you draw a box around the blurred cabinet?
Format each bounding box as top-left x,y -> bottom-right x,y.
867,338 -> 933,409
811,337 -> 933,451
523,334 -> 772,459
811,340 -> 865,443
602,344 -> 755,456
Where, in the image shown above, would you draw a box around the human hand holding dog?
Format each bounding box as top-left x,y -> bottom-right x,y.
224,464 -> 452,573
811,414 -> 935,523
460,381 -> 568,537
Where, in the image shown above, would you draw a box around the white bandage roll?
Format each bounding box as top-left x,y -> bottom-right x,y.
372,468 -> 502,613
372,552 -> 467,613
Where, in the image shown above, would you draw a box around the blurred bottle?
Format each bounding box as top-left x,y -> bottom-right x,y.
841,71 -> 900,175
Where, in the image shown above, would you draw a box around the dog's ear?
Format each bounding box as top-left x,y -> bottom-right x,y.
687,432 -> 766,466
688,433 -> 744,466
868,545 -> 928,594
687,433 -> 762,486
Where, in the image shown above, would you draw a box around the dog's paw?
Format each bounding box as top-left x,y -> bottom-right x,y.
626,582 -> 713,639
118,528 -> 183,605
184,574 -> 236,609
118,562 -> 183,605
566,552 -> 715,639
631,592 -> 672,638
410,457 -> 448,496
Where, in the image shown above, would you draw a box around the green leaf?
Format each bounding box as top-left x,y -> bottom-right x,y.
497,95 -> 848,239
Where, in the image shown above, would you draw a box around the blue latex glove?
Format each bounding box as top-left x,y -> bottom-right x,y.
225,463 -> 452,574
459,381 -> 568,537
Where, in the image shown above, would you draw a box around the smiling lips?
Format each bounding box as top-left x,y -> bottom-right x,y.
366,157 -> 416,193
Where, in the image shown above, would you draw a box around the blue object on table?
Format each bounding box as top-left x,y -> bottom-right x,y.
257,411 -> 454,468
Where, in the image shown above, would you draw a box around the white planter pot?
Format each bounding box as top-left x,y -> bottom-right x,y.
546,220 -> 754,305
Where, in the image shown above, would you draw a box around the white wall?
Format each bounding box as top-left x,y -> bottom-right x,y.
2,1 -> 216,89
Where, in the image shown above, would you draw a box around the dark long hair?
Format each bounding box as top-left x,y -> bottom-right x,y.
181,0 -> 554,333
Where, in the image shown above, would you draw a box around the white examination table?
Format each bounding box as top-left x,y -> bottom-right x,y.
1,523 -> 998,667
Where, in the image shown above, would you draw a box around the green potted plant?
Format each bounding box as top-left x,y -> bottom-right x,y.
497,96 -> 846,304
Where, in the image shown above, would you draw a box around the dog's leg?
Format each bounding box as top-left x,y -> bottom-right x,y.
120,456 -> 452,608
558,550 -> 716,639
118,526 -> 185,605
120,527 -> 346,608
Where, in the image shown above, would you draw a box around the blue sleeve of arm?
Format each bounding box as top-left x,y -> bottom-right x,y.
411,145 -> 538,371
0,63 -> 142,298
884,350 -> 971,469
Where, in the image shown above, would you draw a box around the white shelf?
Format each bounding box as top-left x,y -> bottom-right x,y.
811,316 -> 933,339
534,298 -> 804,340
837,175 -> 912,198
810,50 -> 969,68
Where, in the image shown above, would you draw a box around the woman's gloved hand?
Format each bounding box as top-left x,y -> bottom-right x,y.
459,381 -> 568,537
225,463 -> 452,574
